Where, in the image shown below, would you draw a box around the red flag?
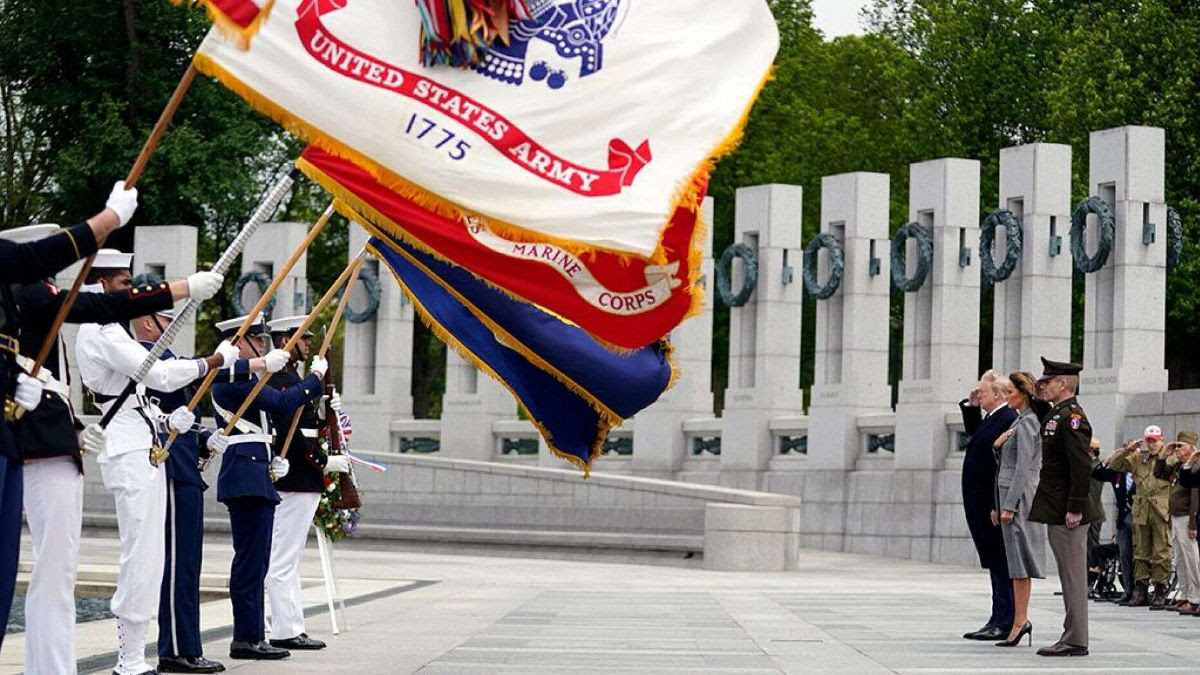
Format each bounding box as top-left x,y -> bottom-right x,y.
297,145 -> 705,351
174,0 -> 277,48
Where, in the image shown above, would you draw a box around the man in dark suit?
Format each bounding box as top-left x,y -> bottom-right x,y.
958,370 -> 1019,641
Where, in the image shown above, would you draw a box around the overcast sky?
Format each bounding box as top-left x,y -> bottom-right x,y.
810,0 -> 870,38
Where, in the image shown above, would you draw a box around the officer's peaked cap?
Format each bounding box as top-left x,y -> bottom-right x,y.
216,312 -> 269,340
1038,356 -> 1082,380
0,223 -> 61,244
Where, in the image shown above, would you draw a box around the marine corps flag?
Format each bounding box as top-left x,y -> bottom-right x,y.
298,145 -> 703,350
366,232 -> 675,473
172,0 -> 276,48
194,0 -> 777,258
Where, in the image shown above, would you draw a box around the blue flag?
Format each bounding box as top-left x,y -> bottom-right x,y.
367,232 -> 676,473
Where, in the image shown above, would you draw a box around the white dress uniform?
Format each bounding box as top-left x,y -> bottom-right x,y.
76,312 -> 207,675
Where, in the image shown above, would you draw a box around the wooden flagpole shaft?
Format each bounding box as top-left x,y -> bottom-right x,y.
221,253 -> 366,437
162,202 -> 336,452
29,65 -> 199,380
276,253 -> 364,462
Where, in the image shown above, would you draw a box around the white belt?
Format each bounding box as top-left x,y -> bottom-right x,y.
301,429 -> 319,438
226,434 -> 273,445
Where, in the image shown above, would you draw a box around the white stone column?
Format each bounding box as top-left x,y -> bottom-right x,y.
439,350 -> 512,460
343,225 -> 415,452
632,197 -> 716,478
240,221 -> 309,321
720,184 -> 804,486
1079,126 -> 1169,451
133,225 -> 199,355
894,159 -> 981,470
808,173 -> 892,469
993,143 -> 1073,373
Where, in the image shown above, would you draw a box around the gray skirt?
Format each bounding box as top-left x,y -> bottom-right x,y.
998,484 -> 1046,579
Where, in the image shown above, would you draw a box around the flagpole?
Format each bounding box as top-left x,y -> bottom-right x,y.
275,252 -> 364,464
219,252 -> 367,437
162,202 -> 337,454
30,65 -> 199,380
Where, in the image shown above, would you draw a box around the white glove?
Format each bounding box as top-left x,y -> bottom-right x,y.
186,271 -> 224,301
309,355 -> 329,379
214,340 -> 239,369
264,349 -> 290,373
105,180 -> 138,227
81,423 -> 107,455
206,432 -> 229,455
328,389 -> 342,411
14,373 -> 43,412
166,406 -> 194,434
270,456 -> 290,479
324,454 -> 350,474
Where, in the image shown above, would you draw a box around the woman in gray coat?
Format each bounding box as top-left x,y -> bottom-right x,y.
991,371 -> 1046,647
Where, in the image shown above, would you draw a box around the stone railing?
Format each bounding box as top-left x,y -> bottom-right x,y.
77,447 -> 803,572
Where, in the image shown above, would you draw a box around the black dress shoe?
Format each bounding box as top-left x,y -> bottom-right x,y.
1037,642 -> 1088,657
158,655 -> 226,673
270,633 -> 327,650
963,625 -> 1006,640
229,641 -> 290,660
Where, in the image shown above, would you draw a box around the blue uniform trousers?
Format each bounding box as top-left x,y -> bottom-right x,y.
226,497 -> 275,643
0,455 -> 23,647
159,480 -> 205,658
988,565 -> 1015,630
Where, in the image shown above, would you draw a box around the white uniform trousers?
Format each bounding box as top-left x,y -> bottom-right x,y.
1172,515 -> 1200,604
100,449 -> 167,675
267,491 -> 321,640
23,456 -> 84,674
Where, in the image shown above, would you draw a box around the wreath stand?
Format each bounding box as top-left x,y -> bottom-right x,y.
314,525 -> 350,634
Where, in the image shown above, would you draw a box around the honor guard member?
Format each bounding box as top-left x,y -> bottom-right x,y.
132,310 -> 227,674
75,249 -> 233,675
265,315 -> 347,652
7,224 -> 221,673
0,181 -> 141,644
1102,425 -> 1174,607
209,313 -> 324,661
1029,357 -> 1101,657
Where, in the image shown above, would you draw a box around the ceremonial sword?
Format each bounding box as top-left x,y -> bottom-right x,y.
95,169 -> 299,466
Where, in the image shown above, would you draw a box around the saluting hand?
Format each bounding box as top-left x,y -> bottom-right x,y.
994,429 -> 1014,449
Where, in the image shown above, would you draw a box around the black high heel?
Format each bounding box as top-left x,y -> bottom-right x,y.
995,621 -> 1032,647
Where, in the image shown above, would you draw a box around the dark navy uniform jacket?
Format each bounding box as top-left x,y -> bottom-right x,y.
270,365 -> 328,494
141,343 -> 210,489
0,222 -> 101,460
212,367 -> 322,504
8,283 -> 173,466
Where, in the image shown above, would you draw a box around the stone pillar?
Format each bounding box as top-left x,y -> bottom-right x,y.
240,222 -> 309,321
439,350 -> 512,460
808,173 -> 892,469
632,197 -> 716,478
894,159 -> 981,470
719,184 -> 804,487
993,143 -> 1073,373
134,226 -> 199,355
1079,126 -> 1169,451
343,225 -> 415,452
